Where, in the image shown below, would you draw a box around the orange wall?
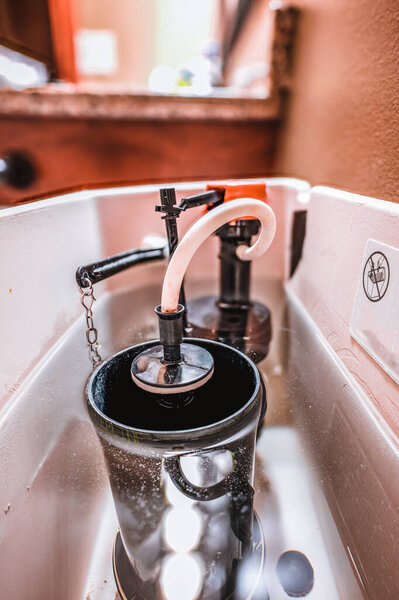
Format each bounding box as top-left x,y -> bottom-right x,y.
276,0 -> 399,202
74,0 -> 157,85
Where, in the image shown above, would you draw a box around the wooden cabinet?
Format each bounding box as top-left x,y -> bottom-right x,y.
0,93 -> 279,203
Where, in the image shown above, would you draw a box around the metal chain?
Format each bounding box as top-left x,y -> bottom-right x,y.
78,276 -> 102,369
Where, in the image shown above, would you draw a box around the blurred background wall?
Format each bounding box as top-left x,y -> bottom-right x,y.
276,0 -> 399,203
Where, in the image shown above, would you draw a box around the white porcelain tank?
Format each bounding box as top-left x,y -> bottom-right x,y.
0,178 -> 397,599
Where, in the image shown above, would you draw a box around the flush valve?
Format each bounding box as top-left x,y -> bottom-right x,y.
131,304 -> 214,394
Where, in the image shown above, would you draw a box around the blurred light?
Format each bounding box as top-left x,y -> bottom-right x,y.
203,511 -> 230,554
183,51 -> 215,95
7,63 -> 38,87
232,62 -> 269,89
297,191 -> 311,205
191,74 -> 212,96
200,38 -> 220,60
0,55 -> 10,73
160,553 -> 203,600
75,29 -> 118,75
148,65 -> 177,94
165,473 -> 196,508
164,506 -> 202,552
179,454 -> 203,486
0,46 -> 47,90
213,450 -> 234,476
149,35 -> 221,96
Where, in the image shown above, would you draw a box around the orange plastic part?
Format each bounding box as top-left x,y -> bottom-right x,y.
206,180 -> 267,221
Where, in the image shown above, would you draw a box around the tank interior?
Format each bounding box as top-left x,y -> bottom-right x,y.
1,178 -> 398,599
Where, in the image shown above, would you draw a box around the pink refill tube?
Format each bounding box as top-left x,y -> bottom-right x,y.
161,198 -> 276,314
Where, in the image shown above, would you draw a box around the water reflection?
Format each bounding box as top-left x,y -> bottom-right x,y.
160,553 -> 204,600
163,505 -> 202,552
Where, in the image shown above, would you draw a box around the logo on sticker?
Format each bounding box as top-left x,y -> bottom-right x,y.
362,251 -> 390,302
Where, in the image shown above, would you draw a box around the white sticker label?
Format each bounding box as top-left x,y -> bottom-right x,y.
350,239 -> 399,385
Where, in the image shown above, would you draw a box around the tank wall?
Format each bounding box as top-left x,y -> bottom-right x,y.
0,178 -> 305,600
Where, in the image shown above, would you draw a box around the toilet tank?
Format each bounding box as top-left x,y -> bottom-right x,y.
0,178 -> 398,599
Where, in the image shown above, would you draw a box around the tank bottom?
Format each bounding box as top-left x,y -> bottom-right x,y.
187,296 -> 271,365
113,514 -> 268,600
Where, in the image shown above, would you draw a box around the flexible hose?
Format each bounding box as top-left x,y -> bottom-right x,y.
161,198 -> 276,313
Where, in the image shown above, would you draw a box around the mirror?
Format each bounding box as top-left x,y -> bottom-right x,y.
0,0 -> 284,99
74,0 -> 275,98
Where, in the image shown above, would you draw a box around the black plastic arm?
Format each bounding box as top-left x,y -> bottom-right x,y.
76,246 -> 167,288
154,187 -> 225,332
178,189 -> 225,211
